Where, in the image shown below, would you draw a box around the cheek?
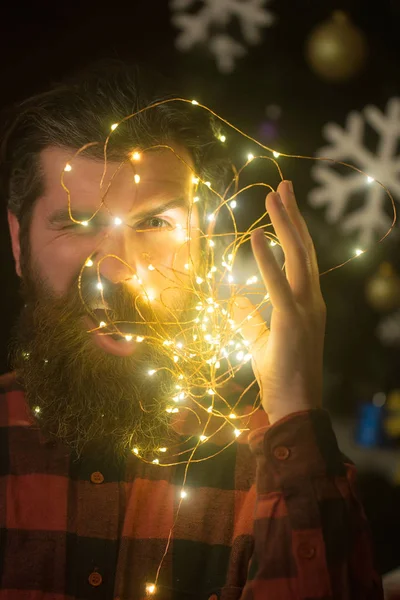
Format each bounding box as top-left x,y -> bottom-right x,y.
136,225 -> 201,308
29,225 -> 98,296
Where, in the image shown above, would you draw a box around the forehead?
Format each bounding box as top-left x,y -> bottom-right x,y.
39,145 -> 195,213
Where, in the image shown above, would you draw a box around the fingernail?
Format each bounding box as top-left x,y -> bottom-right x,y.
285,180 -> 294,193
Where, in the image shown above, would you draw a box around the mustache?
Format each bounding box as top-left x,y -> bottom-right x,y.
79,274 -> 144,323
55,271 -> 190,341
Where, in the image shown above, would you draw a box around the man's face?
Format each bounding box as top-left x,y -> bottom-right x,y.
9,145 -> 201,459
31,146 -> 199,353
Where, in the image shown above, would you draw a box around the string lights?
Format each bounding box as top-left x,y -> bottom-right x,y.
44,97 -> 398,596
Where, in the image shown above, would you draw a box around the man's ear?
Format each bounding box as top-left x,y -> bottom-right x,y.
7,210 -> 22,277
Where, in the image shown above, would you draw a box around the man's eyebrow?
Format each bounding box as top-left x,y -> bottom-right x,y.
47,197 -> 190,226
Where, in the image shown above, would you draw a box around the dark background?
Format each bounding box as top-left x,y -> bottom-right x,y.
1,0 -> 400,575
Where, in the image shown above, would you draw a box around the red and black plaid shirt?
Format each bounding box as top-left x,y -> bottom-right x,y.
0,374 -> 383,600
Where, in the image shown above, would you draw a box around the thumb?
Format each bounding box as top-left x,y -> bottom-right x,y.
230,295 -> 269,351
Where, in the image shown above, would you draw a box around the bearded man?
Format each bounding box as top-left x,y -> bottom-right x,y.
0,61 -> 383,599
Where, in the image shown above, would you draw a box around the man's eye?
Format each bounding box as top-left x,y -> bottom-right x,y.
141,217 -> 172,230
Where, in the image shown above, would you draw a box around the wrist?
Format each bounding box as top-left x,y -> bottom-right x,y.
267,407 -> 313,426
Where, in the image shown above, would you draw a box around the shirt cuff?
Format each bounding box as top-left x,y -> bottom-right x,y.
248,409 -> 347,494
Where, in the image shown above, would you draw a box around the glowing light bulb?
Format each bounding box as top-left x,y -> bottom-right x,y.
191,99 -> 199,105
184,263 -> 190,270
85,259 -> 93,267
196,276 -> 204,284
367,176 -> 374,184
246,276 -> 257,285
159,447 -> 167,452
111,123 -> 119,131
200,435 -> 207,442
114,217 -> 123,226
207,389 -> 215,395
64,163 -> 72,172
247,153 -> 254,161
134,174 -> 141,184
146,583 -> 156,595
132,447 -> 139,455
270,240 -> 277,246
207,213 -> 215,222
180,490 -> 187,498
228,275 -> 234,283
132,151 -> 141,161
208,239 -> 215,247
192,176 -> 199,185
144,289 -> 155,301
152,458 -> 159,464
355,249 -> 364,256
219,134 -> 226,142
264,293 -> 270,300
96,282 -> 103,290
205,181 -> 211,188
236,351 -> 244,361
148,264 -> 155,271
173,355 -> 179,363
34,406 -> 41,414
148,369 -> 156,376
234,429 -> 241,438
230,200 -> 237,209
207,406 -> 213,413
273,151 -> 280,158
81,221 -> 88,227
136,336 -> 144,342
125,335 -> 133,342
99,321 -> 106,328
229,413 -> 236,419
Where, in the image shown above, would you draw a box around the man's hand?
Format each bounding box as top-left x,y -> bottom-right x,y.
234,180 -> 326,425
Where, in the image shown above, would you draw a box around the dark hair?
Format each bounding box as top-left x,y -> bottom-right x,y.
0,60 -> 229,231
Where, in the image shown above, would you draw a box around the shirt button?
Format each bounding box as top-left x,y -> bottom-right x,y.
88,571 -> 103,586
90,471 -> 105,484
298,543 -> 316,559
273,446 -> 291,460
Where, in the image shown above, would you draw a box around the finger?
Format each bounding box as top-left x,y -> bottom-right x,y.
250,227 -> 296,313
231,294 -> 269,349
277,180 -> 320,281
266,190 -> 311,299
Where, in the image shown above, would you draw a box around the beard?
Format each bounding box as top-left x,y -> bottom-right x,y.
10,262 -> 195,463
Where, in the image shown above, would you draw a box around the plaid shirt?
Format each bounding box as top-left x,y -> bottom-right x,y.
0,374 -> 383,600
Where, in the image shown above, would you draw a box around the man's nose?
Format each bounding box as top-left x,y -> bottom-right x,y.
96,227 -> 137,284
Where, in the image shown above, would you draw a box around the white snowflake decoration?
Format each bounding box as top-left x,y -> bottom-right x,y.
309,98 -> 400,248
377,309 -> 400,347
170,0 -> 275,73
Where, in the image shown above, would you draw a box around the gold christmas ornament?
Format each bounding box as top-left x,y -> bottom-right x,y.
305,11 -> 368,82
365,262 -> 400,312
